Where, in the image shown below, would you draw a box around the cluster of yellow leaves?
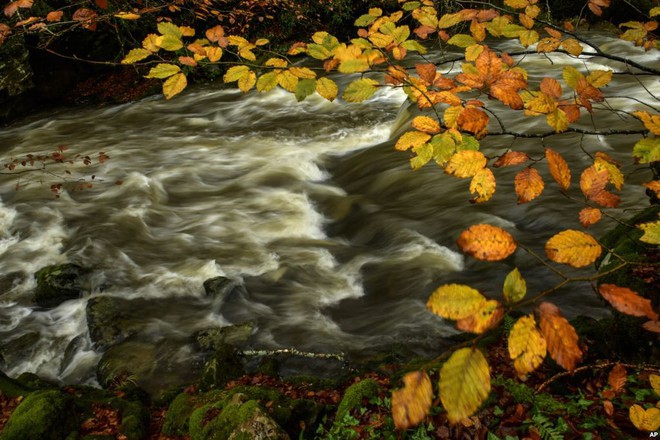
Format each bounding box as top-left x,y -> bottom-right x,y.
619,8 -> 659,51
629,374 -> 660,431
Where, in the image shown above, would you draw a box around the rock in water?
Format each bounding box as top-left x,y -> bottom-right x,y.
33,264 -> 86,308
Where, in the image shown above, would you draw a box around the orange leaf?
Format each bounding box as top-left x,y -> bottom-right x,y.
457,224 -> 517,261
514,167 -> 544,204
457,107 -> 489,138
608,363 -> 627,393
540,78 -> 562,99
538,302 -> 582,371
412,116 -> 441,134
456,299 -> 504,333
643,321 -> 660,333
445,150 -> 487,178
392,371 -> 433,430
72,8 -> 97,31
580,166 -> 620,208
178,56 -> 197,67
545,230 -> 601,267
469,167 -> 496,203
578,207 -> 602,228
415,63 -> 437,85
494,151 -> 530,167
205,25 -> 226,43
46,10 -> 63,22
603,400 -> 614,417
545,148 -> 571,190
599,284 -> 659,320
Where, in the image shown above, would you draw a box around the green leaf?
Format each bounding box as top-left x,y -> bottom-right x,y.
157,22 -> 182,38
338,58 -> 370,74
502,24 -> 525,38
429,134 -> 456,167
145,63 -> 181,79
256,71 -> 279,92
159,34 -> 183,51
402,1 -> 421,11
224,65 -> 250,83
503,268 -> 527,303
456,135 -> 480,151
306,43 -> 332,60
121,48 -> 151,64
411,143 -> 433,169
342,78 -> 379,102
633,138 -> 660,163
638,219 -> 660,244
295,78 -> 317,102
393,25 -> 411,44
448,34 -> 477,48
401,39 -> 427,54
354,14 -> 376,27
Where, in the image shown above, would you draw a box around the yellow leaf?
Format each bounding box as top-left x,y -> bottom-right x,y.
465,44 -> 485,62
316,77 -> 338,101
545,148 -> 571,190
525,4 -> 541,18
444,106 -> 463,129
121,48 -> 151,64
179,26 -> 195,37
447,33 -> 476,48
412,116 -> 441,134
651,374 -> 660,396
629,404 -> 660,431
145,63 -> 180,79
545,230 -> 601,268
157,21 -> 182,38
427,284 -> 487,320
114,12 -> 141,20
587,69 -> 613,88
239,48 -> 256,61
469,167 -> 496,203
633,110 -> 660,135
538,302 -> 582,371
392,372 -> 433,430
228,35 -> 250,47
651,6 -> 660,17
277,70 -> 299,92
562,66 -> 584,89
369,32 -> 394,48
633,138 -> 660,163
338,58 -> 370,74
224,65 -> 249,83
439,348 -> 491,424
289,66 -> 316,79
255,38 -> 269,46
456,300 -> 504,333
142,34 -> 161,52
519,12 -> 535,29
638,220 -> 660,245
238,70 -> 256,93
546,108 -> 569,132
342,78 -> 379,103
395,131 -> 432,151
505,0 -> 529,8
205,46 -> 222,62
159,34 -> 184,51
503,268 -> 527,303
561,38 -> 583,56
162,72 -> 187,100
265,57 -> 288,68
508,315 -> 546,377
594,156 -> 624,190
446,150 -> 487,178
307,43 -> 332,60
437,12 -> 463,29
514,167 -> 544,203
519,29 -> 539,47
457,224 -> 517,261
256,71 -> 278,92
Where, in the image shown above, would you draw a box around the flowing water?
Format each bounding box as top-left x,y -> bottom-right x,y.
0,33 -> 656,390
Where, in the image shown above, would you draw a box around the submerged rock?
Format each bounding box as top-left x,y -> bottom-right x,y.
86,296 -> 142,349
34,264 -> 87,308
192,322 -> 255,351
204,276 -> 248,303
199,344 -> 245,391
0,332 -> 39,370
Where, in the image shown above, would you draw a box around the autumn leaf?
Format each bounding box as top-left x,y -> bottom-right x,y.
342,78 -> 379,102
114,12 -> 141,20
599,284 -> 659,320
538,302 -> 582,371
633,110 -> 660,135
494,151 -> 530,168
121,48 -> 151,64
46,10 -> 63,22
457,224 -> 517,261
395,131 -> 431,152
145,63 -> 180,79
643,321 -> 660,333
427,284 -> 487,320
588,0 -> 610,16
540,78 -> 562,99
503,267 -> 527,303
469,167 -> 496,203
580,165 -> 620,208
594,154 -> 623,190
456,299 -> 504,333
515,167 -> 544,203
457,107 -> 489,138
629,405 -> 660,431
545,229 -> 601,267
651,374 -> 660,396
508,315 -> 547,377
608,364 -> 627,393
412,116 -> 441,134
392,371 -> 433,430
545,148 -> 571,190
638,220 -> 660,244
316,77 -> 338,101
633,138 -> 660,163
578,207 -> 602,228
561,38 -> 583,56
446,150 -> 487,178
439,348 -> 491,423
162,73 -> 187,99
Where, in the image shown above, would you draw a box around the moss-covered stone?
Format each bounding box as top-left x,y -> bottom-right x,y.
0,389 -> 74,440
118,400 -> 149,440
0,371 -> 29,398
199,344 -> 245,391
34,264 -> 86,308
335,379 -> 378,421
162,393 -> 196,436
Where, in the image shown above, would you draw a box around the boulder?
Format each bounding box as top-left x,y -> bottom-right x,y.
34,264 -> 86,308
86,296 -> 142,349
192,322 -> 255,351
0,332 -> 39,369
199,344 -> 245,391
0,390 -> 75,440
335,379 -> 378,421
203,277 -> 247,303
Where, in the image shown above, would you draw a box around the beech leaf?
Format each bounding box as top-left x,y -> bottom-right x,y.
469,167 -> 496,203
545,148 -> 571,190
545,229 -> 601,267
445,150 -> 487,178
578,207 -> 602,228
508,315 -> 546,377
439,348 -> 491,423
629,405 -> 660,431
538,302 -> 582,371
342,78 -> 378,102
503,268 -> 527,303
514,167 -> 544,203
455,299 -> 504,333
162,72 -> 187,99
392,371 -> 433,430
638,220 -> 660,245
457,224 -> 517,261
599,284 -> 659,320
427,284 -> 487,320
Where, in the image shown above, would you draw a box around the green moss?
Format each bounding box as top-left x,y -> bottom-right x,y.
118,400 -> 149,440
0,371 -> 29,398
199,344 -> 244,391
16,372 -> 55,390
335,379 -> 378,421
0,390 -> 74,440
189,398 -> 262,440
162,393 -> 195,436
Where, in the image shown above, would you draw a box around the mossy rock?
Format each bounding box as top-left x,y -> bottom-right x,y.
335,379 -> 379,421
162,393 -> 196,436
199,344 -> 245,391
0,371 -> 29,398
118,400 -> 149,440
34,264 -> 86,308
0,389 -> 75,440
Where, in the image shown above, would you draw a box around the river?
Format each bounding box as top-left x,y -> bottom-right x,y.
0,33 -> 656,390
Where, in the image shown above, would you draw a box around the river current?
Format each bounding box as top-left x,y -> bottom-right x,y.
0,33 -> 656,389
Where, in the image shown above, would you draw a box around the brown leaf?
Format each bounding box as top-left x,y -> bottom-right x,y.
643,321 -> 660,333
514,167 -> 544,203
540,78 -> 562,99
457,107 -> 489,138
392,371 -> 433,430
178,56 -> 197,67
72,8 -> 97,31
603,400 -> 614,416
608,363 -> 627,393
545,148 -> 570,190
46,10 -> 63,22
95,0 -> 107,9
494,151 -> 530,168
457,224 -> 517,261
538,302 -> 582,371
578,207 -> 602,228
599,284 -> 659,320
415,63 -> 437,85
